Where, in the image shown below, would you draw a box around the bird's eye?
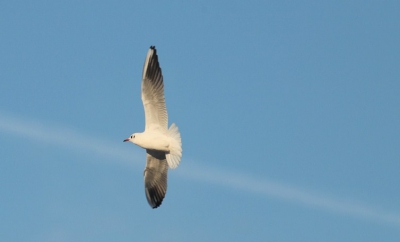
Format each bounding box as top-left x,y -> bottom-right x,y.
130,135 -> 133,138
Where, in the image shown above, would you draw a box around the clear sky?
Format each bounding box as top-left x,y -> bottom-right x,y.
1,1 -> 400,241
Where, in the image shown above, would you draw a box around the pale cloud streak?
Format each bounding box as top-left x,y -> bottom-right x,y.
0,112 -> 141,167
1,112 -> 399,227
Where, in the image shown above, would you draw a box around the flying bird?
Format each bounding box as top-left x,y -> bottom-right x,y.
124,46 -> 182,208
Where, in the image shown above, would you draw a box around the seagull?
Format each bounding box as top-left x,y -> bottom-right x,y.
124,46 -> 182,209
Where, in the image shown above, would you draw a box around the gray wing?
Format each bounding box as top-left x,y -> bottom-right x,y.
141,46 -> 168,132
144,149 -> 168,208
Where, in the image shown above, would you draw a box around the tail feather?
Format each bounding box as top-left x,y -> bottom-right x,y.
166,123 -> 182,169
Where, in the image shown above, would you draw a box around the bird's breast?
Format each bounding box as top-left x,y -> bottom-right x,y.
137,132 -> 169,152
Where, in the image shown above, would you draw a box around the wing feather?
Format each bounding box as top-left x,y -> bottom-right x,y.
141,46 -> 168,131
144,149 -> 168,208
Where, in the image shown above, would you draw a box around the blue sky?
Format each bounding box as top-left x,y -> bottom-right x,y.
1,1 -> 400,241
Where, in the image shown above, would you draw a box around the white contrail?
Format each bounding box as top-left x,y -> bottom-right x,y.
1,112 -> 399,227
178,163 -> 400,227
0,112 -> 141,167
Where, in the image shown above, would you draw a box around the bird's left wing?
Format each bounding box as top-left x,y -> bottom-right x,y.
141,46 -> 168,132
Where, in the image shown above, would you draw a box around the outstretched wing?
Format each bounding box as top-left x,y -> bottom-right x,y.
144,149 -> 168,208
141,46 -> 168,132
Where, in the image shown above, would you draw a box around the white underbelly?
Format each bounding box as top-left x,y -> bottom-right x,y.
140,132 -> 170,152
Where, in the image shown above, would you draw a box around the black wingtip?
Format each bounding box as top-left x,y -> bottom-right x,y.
150,45 -> 156,50
152,203 -> 162,209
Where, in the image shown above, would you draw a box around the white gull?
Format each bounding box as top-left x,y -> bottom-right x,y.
124,46 -> 182,208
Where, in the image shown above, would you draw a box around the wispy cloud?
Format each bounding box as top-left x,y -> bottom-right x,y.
0,112 -> 141,167
1,112 -> 399,227
178,163 -> 400,227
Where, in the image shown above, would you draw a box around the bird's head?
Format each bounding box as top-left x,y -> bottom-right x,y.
123,133 -> 138,144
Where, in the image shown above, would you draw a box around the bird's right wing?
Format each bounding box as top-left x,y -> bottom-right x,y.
144,149 -> 168,208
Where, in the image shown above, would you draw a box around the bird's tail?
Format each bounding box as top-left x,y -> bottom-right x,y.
166,123 -> 182,169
